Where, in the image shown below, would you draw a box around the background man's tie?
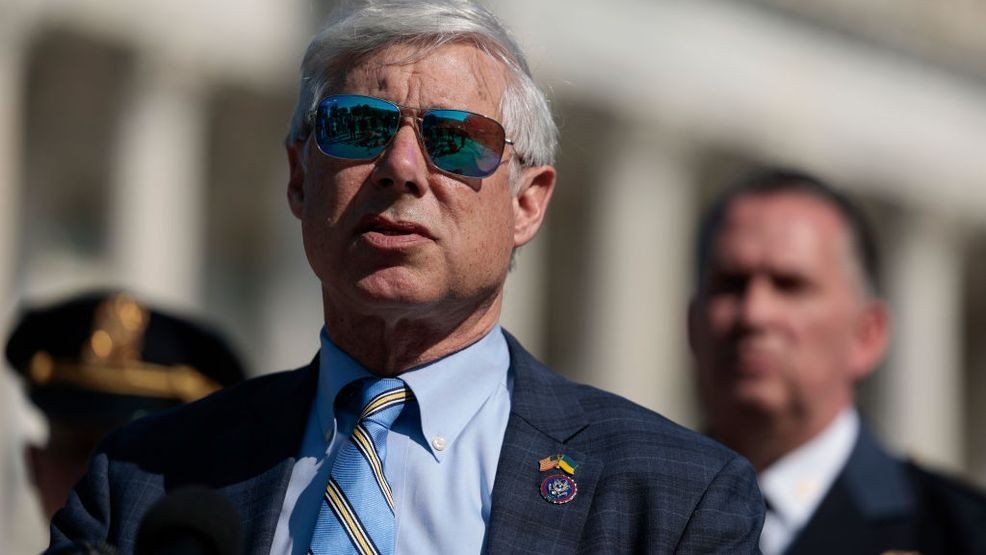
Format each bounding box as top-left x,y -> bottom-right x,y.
309,378 -> 412,555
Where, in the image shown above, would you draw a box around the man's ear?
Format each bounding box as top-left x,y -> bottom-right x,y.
849,299 -> 891,382
286,142 -> 306,219
512,165 -> 556,248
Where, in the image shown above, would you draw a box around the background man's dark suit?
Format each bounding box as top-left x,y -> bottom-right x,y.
785,425 -> 986,555
50,335 -> 764,554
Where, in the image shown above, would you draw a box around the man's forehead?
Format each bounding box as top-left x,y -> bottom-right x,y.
339,42 -> 509,109
713,192 -> 852,267
723,192 -> 848,239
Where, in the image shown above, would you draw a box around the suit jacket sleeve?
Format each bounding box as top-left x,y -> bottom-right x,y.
674,452 -> 764,553
49,445 -> 114,550
47,365 -> 316,555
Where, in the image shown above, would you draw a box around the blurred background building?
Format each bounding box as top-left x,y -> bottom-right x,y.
2,0 -> 985,547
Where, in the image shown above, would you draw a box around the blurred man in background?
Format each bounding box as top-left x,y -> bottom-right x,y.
5,291 -> 245,520
689,167 -> 986,554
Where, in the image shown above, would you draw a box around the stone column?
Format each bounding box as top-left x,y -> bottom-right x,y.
880,212 -> 965,472
971,345 -> 986,486
501,230 -> 549,359
963,238 -> 986,487
110,59 -> 206,309
0,19 -> 50,554
0,24 -> 25,331
581,127 -> 698,427
259,192 -> 323,375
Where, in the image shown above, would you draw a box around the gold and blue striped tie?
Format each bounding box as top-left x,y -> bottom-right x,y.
308,378 -> 412,555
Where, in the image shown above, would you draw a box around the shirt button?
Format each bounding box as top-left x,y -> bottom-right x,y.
432,436 -> 447,451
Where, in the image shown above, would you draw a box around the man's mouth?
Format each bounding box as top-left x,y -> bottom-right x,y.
368,227 -> 412,236
356,215 -> 434,248
731,342 -> 781,376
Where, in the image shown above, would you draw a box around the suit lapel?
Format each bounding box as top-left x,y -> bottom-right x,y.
218,359 -> 318,555
784,425 -> 917,554
486,334 -> 602,553
839,425 -> 916,520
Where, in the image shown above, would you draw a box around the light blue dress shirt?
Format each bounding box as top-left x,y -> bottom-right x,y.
269,326 -> 512,555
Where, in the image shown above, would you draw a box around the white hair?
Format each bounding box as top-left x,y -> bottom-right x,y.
286,0 -> 558,185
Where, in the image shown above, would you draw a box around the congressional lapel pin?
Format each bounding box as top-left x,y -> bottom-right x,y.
540,474 -> 578,504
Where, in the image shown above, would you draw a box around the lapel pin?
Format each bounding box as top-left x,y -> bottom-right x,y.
557,454 -> 579,475
540,474 -> 577,504
538,454 -> 579,475
538,454 -> 580,504
538,454 -> 559,472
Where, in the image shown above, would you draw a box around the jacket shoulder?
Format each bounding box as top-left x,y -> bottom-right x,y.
97,364 -> 315,478
503,330 -> 745,473
570,380 -> 744,471
907,461 -> 986,552
517,364 -> 763,552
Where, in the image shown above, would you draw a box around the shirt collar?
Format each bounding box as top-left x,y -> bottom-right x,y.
759,407 -> 860,530
315,328 -> 376,442
315,326 -> 510,459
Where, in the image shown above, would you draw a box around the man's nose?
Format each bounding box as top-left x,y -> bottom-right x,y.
738,277 -> 777,327
369,122 -> 430,197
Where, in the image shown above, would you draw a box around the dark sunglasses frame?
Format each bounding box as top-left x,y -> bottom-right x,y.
304,94 -> 515,179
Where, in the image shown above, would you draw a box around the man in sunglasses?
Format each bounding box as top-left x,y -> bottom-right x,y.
49,1 -> 763,553
689,167 -> 986,554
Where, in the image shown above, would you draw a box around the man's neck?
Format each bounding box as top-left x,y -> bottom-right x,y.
711,404 -> 850,473
322,292 -> 503,376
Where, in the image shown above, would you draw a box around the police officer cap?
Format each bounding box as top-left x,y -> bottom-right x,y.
5,291 -> 246,425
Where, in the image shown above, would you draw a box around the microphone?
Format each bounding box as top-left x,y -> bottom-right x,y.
134,487 -> 243,555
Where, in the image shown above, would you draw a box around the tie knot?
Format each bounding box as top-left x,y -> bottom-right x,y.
355,378 -> 412,430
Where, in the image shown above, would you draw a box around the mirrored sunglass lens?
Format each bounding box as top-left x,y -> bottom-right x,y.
421,110 -> 505,178
314,95 -> 400,160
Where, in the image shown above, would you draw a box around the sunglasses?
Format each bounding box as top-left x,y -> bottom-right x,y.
309,94 -> 514,179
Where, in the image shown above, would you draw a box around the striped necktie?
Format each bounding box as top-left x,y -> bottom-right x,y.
309,378 -> 412,555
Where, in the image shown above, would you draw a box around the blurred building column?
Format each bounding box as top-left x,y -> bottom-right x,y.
260,190 -> 323,374
971,345 -> 986,486
581,126 -> 698,427
881,212 -> 965,472
110,58 -> 206,309
0,20 -> 27,332
501,231 -> 549,360
0,15 -> 50,555
961,237 -> 986,487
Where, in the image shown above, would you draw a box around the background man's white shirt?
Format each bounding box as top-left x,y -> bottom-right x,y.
758,408 -> 859,555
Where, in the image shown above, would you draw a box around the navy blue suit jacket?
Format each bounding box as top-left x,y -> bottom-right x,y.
50,333 -> 764,553
784,425 -> 986,555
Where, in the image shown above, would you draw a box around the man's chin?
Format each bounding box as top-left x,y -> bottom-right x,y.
352,284 -> 433,309
733,356 -> 782,378
723,382 -> 788,418
340,267 -> 446,307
